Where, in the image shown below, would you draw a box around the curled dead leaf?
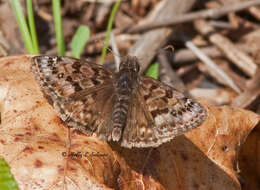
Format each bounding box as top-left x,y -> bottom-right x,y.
0,55 -> 259,190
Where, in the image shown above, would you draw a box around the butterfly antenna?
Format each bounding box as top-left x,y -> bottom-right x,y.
157,44 -> 175,56
163,45 -> 175,52
94,33 -> 122,72
109,32 -> 121,71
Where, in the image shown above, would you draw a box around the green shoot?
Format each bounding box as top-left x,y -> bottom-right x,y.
71,25 -> 90,59
52,0 -> 65,56
10,0 -> 35,54
145,62 -> 159,79
0,157 -> 19,190
26,0 -> 39,53
100,0 -> 121,65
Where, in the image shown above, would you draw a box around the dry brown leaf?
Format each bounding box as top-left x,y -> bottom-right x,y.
239,123 -> 260,190
0,55 -> 259,190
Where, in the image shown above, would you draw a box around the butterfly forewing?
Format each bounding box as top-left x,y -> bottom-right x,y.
32,56 -> 113,102
32,56 -> 116,140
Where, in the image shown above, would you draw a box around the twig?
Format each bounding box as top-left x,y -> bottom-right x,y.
174,46 -> 222,63
88,0 -> 260,42
128,0 -> 260,33
173,43 -> 253,63
208,20 -> 234,29
219,0 -> 240,28
109,32 -> 120,71
248,6 -> 260,20
128,0 -> 197,72
231,71 -> 260,108
198,60 -> 248,92
194,19 -> 257,77
158,52 -> 188,95
184,39 -> 241,94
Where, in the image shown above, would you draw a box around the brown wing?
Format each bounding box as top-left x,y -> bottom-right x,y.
32,56 -> 113,102
121,76 -> 207,148
121,91 -> 157,148
32,56 -> 115,140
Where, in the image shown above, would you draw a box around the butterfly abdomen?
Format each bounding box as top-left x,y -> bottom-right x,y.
111,68 -> 138,141
111,95 -> 130,141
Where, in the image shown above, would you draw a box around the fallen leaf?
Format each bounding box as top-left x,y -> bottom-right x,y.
0,55 -> 259,190
238,123 -> 260,190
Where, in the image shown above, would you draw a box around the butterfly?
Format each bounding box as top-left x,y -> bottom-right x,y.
31,55 -> 207,148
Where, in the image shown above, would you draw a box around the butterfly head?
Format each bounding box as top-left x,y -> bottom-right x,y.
119,56 -> 140,74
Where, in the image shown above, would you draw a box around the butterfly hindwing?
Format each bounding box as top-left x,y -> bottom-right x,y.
53,86 -> 116,140
121,91 -> 163,148
121,76 -> 207,148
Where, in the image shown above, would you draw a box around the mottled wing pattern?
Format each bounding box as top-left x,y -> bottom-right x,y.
121,91 -> 156,148
32,55 -> 207,148
32,56 -> 115,140
121,76 -> 207,148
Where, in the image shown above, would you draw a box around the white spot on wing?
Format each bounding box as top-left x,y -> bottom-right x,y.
155,112 -> 174,126
182,112 -> 194,122
155,115 -> 164,126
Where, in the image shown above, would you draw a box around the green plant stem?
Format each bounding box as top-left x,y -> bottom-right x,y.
52,0 -> 65,56
100,0 -> 121,65
10,0 -> 34,53
71,25 -> 90,59
26,0 -> 39,54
